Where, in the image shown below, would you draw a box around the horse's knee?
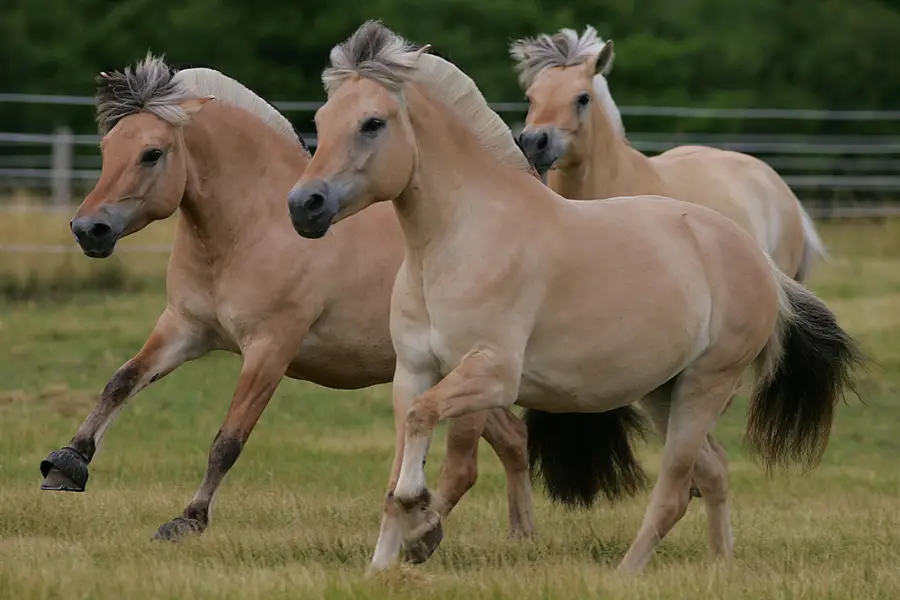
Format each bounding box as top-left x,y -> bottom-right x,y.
439,457 -> 478,507
454,460 -> 479,495
694,446 -> 729,503
496,433 -> 527,473
707,435 -> 728,467
485,409 -> 529,472
505,416 -> 529,469
654,494 -> 691,533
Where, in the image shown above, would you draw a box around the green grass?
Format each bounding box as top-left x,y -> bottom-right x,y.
0,203 -> 171,300
1,216 -> 899,598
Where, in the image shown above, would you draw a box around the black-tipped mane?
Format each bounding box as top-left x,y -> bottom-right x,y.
95,54 -> 188,134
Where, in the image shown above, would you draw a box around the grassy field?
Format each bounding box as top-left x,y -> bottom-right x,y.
1,211 -> 899,599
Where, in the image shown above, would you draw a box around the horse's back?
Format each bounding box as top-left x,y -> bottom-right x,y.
650,145 -> 805,274
559,193 -> 778,358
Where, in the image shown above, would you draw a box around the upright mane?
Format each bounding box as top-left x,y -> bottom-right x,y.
94,52 -> 308,152
323,20 -> 532,173
510,26 -> 625,138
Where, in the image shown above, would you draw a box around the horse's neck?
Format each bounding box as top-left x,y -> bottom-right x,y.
393,93 -> 536,258
175,105 -> 306,263
549,105 -> 658,200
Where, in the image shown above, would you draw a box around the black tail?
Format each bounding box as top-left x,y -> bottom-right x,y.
523,407 -> 648,509
747,277 -> 867,470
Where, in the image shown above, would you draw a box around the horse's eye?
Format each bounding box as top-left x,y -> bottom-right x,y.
576,93 -> 591,108
360,117 -> 386,136
140,148 -> 164,165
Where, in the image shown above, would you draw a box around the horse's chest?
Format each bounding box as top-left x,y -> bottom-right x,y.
215,305 -> 245,345
427,326 -> 469,376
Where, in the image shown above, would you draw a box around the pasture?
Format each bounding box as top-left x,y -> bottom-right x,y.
1,210 -> 899,599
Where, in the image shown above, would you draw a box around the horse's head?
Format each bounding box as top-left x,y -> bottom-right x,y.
287,22 -> 424,239
71,55 -> 212,258
510,27 -> 616,175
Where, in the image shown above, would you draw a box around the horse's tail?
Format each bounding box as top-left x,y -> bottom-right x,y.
523,407 -> 648,509
795,204 -> 828,282
746,265 -> 866,470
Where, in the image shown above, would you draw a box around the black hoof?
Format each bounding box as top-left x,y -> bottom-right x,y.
403,518 -> 444,565
690,486 -> 702,499
40,447 -> 89,492
152,516 -> 206,542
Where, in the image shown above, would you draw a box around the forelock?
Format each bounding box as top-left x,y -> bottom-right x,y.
95,52 -> 193,134
510,26 -> 607,87
321,20 -> 422,94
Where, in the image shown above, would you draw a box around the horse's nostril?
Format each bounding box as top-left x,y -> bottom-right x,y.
89,222 -> 112,239
536,132 -> 549,151
305,193 -> 326,213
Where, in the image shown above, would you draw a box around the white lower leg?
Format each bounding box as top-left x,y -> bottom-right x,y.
370,505 -> 405,572
394,434 -> 431,502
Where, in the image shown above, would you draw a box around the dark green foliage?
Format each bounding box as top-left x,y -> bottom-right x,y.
1,0 -> 898,135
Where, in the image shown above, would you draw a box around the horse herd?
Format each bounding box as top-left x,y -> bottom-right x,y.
38,20 -> 865,574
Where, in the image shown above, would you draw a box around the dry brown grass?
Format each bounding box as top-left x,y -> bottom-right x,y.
0,211 -> 898,598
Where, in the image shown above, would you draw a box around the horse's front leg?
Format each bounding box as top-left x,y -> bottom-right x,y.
371,348 -> 520,572
40,309 -> 206,492
152,339 -> 292,541
402,408 -> 533,564
401,411 -> 485,565
370,361 -> 443,573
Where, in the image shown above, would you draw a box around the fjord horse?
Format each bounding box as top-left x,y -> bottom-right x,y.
286,21 -> 862,573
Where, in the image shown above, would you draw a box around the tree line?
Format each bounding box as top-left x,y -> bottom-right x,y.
1,0 -> 898,135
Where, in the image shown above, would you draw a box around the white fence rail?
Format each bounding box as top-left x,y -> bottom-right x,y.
2,93 -> 900,216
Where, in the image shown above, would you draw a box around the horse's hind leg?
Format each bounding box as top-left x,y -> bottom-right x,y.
693,434 -> 733,559
638,389 -> 707,502
645,393 -> 735,559
618,367 -> 739,573
39,309 -> 204,492
152,342 -> 291,541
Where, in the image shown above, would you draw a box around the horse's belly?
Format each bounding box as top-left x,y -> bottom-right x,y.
515,345 -> 695,413
286,315 -> 396,389
286,342 -> 395,389
514,299 -> 709,413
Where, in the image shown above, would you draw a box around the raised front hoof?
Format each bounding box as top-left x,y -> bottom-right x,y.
690,486 -> 702,499
39,447 -> 89,492
152,516 -> 206,542
402,518 -> 444,565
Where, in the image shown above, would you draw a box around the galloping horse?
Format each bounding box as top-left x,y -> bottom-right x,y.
512,26 -> 827,283
38,55 -> 534,556
286,21 -> 863,573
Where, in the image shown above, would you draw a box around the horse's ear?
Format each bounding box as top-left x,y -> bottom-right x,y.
586,40 -> 615,77
179,95 -> 215,115
413,44 -> 432,60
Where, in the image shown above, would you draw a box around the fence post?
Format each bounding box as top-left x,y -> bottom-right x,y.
51,126 -> 73,206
